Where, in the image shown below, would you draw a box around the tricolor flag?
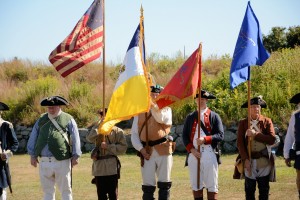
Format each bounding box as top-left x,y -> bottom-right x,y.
230,1 -> 270,89
155,48 -> 200,109
49,0 -> 103,77
98,21 -> 151,135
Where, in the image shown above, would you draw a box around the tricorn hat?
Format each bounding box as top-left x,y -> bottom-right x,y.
195,90 -> 216,99
40,96 -> 69,106
241,95 -> 267,108
0,102 -> 9,111
150,84 -> 163,93
290,93 -> 300,104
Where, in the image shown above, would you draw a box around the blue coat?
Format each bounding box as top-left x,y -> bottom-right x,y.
0,121 -> 19,189
182,109 -> 224,166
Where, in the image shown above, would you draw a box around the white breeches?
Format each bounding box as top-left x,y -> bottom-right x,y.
141,148 -> 173,186
0,188 -> 7,200
244,159 -> 271,180
187,147 -> 218,192
39,157 -> 72,200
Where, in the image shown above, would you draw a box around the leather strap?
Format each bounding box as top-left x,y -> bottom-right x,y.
49,117 -> 70,146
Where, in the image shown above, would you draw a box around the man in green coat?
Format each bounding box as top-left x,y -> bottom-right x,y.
27,96 -> 82,200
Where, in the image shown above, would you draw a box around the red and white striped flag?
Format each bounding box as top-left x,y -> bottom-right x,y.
49,0 -> 103,77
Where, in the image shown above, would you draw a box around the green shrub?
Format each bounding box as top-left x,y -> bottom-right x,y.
0,47 -> 300,131
68,81 -> 93,102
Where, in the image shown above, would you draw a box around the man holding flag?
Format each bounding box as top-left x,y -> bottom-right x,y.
237,96 -> 276,200
230,1 -> 274,200
86,109 -> 127,200
182,90 -> 224,200
131,84 -> 174,200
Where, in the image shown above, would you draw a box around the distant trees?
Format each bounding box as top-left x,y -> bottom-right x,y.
263,26 -> 300,52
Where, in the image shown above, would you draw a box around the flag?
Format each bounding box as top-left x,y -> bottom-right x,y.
98,21 -> 150,135
49,0 -> 103,77
230,1 -> 270,89
155,48 -> 200,109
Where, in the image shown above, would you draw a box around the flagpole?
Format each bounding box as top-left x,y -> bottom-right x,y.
247,67 -> 252,176
101,0 -> 106,155
197,43 -> 202,190
102,0 -> 106,117
139,5 -> 150,154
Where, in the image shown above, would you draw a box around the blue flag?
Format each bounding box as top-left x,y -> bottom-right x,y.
230,1 -> 270,89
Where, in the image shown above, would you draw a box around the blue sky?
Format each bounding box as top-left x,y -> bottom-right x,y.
0,0 -> 299,64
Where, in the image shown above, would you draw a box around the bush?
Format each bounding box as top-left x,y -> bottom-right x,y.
0,47 -> 300,131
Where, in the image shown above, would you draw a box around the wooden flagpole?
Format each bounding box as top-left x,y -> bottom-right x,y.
102,0 -> 106,118
101,0 -> 106,154
247,67 -> 252,176
140,5 -> 150,154
197,43 -> 202,190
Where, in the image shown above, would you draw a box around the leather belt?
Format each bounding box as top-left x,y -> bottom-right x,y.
251,149 -> 268,159
141,137 -> 167,147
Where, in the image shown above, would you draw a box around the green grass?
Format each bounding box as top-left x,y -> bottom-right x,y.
9,153 -> 298,199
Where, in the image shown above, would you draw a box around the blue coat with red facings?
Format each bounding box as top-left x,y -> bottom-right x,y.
182,109 -> 224,165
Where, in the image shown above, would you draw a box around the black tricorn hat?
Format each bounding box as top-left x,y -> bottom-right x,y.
195,90 -> 216,99
290,93 -> 300,104
40,96 -> 69,106
150,84 -> 163,93
0,102 -> 9,111
241,95 -> 267,108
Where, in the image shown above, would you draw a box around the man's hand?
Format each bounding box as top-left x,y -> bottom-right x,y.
30,157 -> 39,167
196,137 -> 206,146
71,157 -> 79,168
246,129 -> 257,137
0,153 -> 7,161
101,142 -> 108,149
244,159 -> 251,174
140,148 -> 151,160
285,158 -> 292,167
191,148 -> 201,159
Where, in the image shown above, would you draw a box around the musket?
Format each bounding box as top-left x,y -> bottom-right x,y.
0,142 -> 13,193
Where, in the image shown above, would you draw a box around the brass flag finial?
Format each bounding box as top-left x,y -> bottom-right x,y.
140,5 -> 144,19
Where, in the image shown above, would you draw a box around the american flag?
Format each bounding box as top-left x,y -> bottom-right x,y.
49,0 -> 103,77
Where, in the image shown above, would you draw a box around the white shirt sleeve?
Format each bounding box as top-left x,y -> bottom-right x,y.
130,116 -> 143,151
150,106 -> 172,125
283,114 -> 295,159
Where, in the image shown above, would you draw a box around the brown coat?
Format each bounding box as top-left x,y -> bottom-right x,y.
138,112 -> 172,155
237,115 -> 276,161
86,125 -> 127,176
234,115 -> 276,181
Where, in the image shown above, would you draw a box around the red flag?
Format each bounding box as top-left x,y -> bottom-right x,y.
155,48 -> 200,109
49,0 -> 103,77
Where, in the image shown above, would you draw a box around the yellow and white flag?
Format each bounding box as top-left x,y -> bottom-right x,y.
98,18 -> 150,134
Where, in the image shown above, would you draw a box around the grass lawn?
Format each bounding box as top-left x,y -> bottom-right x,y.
8,153 -> 298,199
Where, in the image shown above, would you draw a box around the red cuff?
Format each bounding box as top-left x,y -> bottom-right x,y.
204,136 -> 212,144
186,143 -> 193,152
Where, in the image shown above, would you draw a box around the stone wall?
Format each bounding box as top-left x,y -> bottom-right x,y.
15,124 -> 241,154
